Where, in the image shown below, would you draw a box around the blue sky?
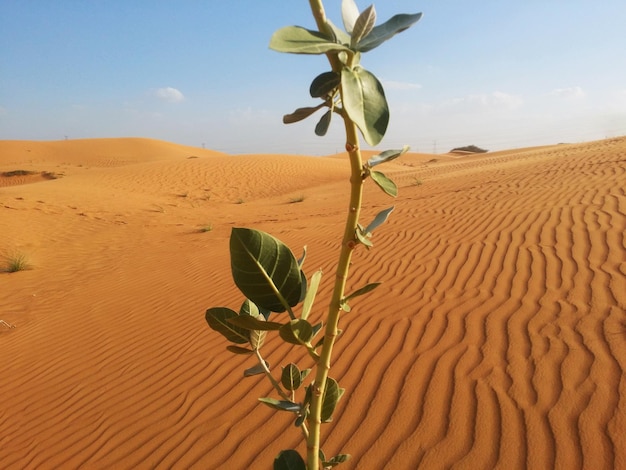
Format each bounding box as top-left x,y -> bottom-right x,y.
1,1 -> 625,154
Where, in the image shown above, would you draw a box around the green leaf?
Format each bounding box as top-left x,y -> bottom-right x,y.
367,145 -> 409,167
324,454 -> 352,467
341,66 -> 389,146
283,104 -> 325,124
301,269 -> 322,321
227,314 -> 283,331
244,363 -> 267,377
310,72 -> 340,98
326,19 -> 351,46
355,225 -> 374,249
315,109 -> 333,136
300,368 -> 312,381
351,4 -> 376,48
226,345 -> 254,355
259,398 -> 301,413
239,298 -> 259,317
370,170 -> 398,197
270,26 -> 351,55
230,228 -> 303,313
322,378 -> 345,422
274,450 -> 306,470
343,282 -> 381,303
297,245 -> 307,269
205,307 -> 249,344
280,319 -> 314,345
356,12 -> 423,52
365,206 -> 394,234
281,363 -> 302,391
341,0 -> 360,33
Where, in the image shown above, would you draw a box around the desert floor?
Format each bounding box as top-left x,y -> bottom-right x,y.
1,136 -> 625,469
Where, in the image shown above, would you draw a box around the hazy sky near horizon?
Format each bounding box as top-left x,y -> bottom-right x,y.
2,1 -> 625,155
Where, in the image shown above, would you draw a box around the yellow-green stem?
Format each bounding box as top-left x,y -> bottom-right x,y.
306,2 -> 363,468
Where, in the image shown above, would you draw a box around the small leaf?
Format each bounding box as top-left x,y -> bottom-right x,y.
315,109 -> 333,137
326,19 -> 351,46
227,315 -> 283,331
281,363 -> 302,391
205,307 -> 248,344
321,378 -> 344,422
341,0 -> 360,33
297,245 -> 307,268
343,282 -> 381,303
300,368 -> 312,381
270,26 -> 351,55
280,319 -> 314,345
355,225 -> 374,248
294,414 -> 306,427
310,72 -> 340,98
302,269 -> 322,320
370,170 -> 398,197
351,4 -> 376,48
226,345 -> 254,355
341,66 -> 389,146
367,145 -> 409,167
324,454 -> 352,467
364,206 -> 394,234
274,450 -> 306,470
283,104 -> 326,124
239,299 -> 259,317
356,12 -> 423,52
259,398 -> 301,413
249,315 -> 267,350
244,362 -> 268,377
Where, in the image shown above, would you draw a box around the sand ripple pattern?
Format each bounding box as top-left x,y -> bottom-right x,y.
1,137 -> 624,469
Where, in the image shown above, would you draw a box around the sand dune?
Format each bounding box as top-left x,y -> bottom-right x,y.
1,136 -> 624,469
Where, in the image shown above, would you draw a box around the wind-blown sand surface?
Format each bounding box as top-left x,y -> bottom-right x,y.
1,136 -> 624,469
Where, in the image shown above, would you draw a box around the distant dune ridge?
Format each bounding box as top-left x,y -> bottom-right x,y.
1,136 -> 624,469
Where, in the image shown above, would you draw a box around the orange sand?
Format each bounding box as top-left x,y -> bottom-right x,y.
1,136 -> 624,469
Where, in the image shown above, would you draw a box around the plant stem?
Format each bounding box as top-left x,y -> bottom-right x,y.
306,2 -> 364,468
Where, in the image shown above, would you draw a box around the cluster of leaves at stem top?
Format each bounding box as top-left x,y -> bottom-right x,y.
270,0 -> 422,147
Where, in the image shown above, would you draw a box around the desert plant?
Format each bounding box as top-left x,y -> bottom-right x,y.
4,252 -> 30,273
199,224 -> 213,233
204,1 -> 421,468
289,194 -> 306,203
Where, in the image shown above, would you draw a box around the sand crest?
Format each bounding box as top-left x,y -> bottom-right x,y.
1,137 -> 625,469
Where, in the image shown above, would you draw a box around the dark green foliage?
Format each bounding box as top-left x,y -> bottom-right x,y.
274,450 -> 306,470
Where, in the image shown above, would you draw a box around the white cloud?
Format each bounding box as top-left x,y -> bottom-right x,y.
381,80 -> 422,91
154,87 -> 185,103
548,86 -> 585,99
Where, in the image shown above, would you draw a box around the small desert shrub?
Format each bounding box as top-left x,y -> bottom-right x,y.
1,170 -> 37,177
450,144 -> 488,153
199,224 -> 213,233
4,253 -> 30,273
412,178 -> 423,186
235,198 -> 245,204
289,195 -> 306,203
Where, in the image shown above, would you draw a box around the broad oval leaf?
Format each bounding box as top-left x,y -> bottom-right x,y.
356,12 -> 423,52
227,315 -> 283,331
326,19 -> 351,46
364,206 -> 394,234
310,71 -> 340,98
205,307 -> 248,344
270,26 -> 351,55
283,104 -> 325,124
341,0 -> 360,34
280,319 -> 314,345
274,449 -> 306,470
230,228 -> 303,313
322,377 -> 345,422
239,298 -> 259,317
341,66 -> 389,146
370,170 -> 398,197
351,4 -> 377,48
281,363 -> 302,391
249,314 -> 267,350
315,109 -> 333,136
367,145 -> 409,167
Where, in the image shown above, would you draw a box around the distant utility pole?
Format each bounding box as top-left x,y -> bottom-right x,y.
202,142 -> 206,149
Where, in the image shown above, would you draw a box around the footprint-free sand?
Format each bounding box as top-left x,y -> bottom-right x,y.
1,136 -> 625,469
